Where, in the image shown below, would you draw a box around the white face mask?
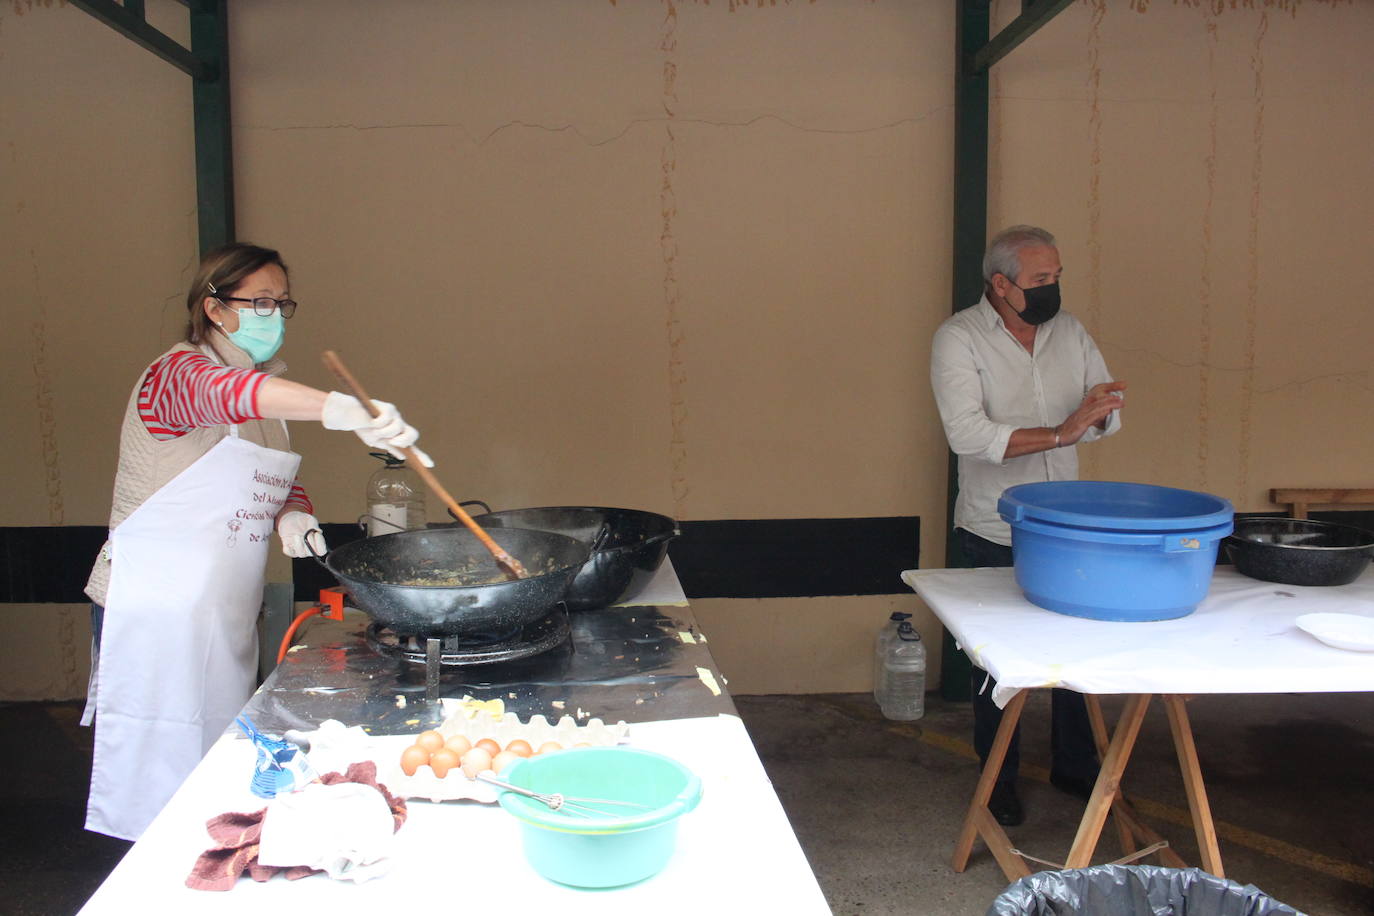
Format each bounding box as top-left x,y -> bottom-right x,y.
225,310 -> 285,363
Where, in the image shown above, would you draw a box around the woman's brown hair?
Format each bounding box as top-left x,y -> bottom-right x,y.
184,243 -> 289,344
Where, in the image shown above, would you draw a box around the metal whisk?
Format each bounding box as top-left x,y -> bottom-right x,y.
476,770 -> 655,818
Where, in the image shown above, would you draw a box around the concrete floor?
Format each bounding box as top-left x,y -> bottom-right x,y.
734,691 -> 1374,915
4,692 -> 1373,914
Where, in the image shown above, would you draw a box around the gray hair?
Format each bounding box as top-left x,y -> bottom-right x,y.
982,225 -> 1057,283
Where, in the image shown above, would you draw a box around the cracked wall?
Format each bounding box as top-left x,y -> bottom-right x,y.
989,0 -> 1372,505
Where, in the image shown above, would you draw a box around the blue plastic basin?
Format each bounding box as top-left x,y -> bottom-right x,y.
998,481 -> 1234,622
497,747 -> 703,888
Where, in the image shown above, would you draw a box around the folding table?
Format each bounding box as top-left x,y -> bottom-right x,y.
902,565 -> 1374,881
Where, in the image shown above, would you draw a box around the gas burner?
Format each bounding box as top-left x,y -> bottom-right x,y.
365,605 -> 571,667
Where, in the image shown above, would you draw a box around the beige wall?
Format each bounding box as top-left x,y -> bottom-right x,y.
988,0 -> 1374,503
2,0 -> 1370,701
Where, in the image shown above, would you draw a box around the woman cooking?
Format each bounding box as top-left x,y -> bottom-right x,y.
81,243 -> 430,841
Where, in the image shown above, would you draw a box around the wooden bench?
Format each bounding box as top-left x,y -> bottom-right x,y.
1269,488 -> 1374,520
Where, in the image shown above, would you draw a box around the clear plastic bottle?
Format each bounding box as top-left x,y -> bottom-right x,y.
874,611 -> 926,720
364,452 -> 427,537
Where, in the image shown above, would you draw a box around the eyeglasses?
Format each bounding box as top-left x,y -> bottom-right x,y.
216,296 -> 297,319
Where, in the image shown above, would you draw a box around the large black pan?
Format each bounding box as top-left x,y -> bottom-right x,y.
315,527 -> 590,637
458,505 -> 679,611
1226,517 -> 1374,587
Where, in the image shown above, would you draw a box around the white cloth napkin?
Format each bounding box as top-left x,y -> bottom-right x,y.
285,719 -> 375,775
257,781 -> 396,882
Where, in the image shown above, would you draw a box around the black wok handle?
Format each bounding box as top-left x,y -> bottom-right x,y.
304,529 -> 329,568
589,521 -> 613,553
450,500 -> 492,519
643,526 -> 682,548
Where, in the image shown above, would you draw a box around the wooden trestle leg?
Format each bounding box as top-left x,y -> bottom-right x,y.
1084,695 -> 1188,869
955,691 -> 1224,881
1065,693 -> 1151,868
1163,694 -> 1224,877
952,688 -> 1031,879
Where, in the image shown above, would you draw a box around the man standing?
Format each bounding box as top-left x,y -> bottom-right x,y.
930,225 -> 1126,826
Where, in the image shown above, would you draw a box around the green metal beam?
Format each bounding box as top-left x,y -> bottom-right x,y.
68,0 -> 208,80
72,0 -> 234,254
190,1 -> 235,252
972,0 -> 1076,74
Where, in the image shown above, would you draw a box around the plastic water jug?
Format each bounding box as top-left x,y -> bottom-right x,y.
364,452 -> 427,537
874,611 -> 926,720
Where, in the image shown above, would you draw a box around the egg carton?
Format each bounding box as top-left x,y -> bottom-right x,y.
384,712 -> 630,804
437,708 -> 629,747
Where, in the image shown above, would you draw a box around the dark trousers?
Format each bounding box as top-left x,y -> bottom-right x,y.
954,528 -> 1098,787
91,603 -> 105,652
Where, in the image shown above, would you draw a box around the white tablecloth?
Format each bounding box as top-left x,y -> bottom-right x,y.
78,714 -> 829,915
902,566 -> 1374,708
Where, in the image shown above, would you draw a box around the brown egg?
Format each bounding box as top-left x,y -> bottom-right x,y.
461,747 -> 494,778
444,734 -> 473,757
491,750 -> 521,775
504,738 -> 533,758
537,741 -> 563,756
416,730 -> 446,752
428,747 -> 460,778
474,737 -> 502,758
400,744 -> 430,776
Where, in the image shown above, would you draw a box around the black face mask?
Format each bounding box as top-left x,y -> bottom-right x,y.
1008,280 -> 1061,325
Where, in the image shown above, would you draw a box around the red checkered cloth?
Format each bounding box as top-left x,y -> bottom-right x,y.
186,761 -> 407,891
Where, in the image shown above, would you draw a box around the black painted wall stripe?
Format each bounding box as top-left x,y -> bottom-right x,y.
669,517 -> 921,599
10,510 -> 1370,605
1,517 -> 922,603
0,526 -> 109,604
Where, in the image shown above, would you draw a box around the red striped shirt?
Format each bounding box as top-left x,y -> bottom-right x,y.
139,351 -> 313,515
283,482 -> 313,516
139,351 -> 263,437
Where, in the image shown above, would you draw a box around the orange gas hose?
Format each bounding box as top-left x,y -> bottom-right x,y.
277,606 -> 324,664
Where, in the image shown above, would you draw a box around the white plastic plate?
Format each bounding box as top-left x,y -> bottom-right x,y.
1295,613 -> 1374,652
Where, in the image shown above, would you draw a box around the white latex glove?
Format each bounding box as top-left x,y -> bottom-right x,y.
321,391 -> 433,467
278,511 -> 327,558
257,781 -> 396,883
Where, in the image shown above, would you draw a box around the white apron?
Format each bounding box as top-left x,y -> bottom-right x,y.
85,431 -> 300,840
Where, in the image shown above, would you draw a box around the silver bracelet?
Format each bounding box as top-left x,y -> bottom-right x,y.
1053,427 -> 1061,448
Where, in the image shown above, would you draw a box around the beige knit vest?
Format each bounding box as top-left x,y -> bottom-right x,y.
84,334 -> 293,605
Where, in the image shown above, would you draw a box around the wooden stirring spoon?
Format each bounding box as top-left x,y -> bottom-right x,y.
321,349 -> 529,580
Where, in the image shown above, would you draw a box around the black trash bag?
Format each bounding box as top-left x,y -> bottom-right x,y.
986,865 -> 1305,916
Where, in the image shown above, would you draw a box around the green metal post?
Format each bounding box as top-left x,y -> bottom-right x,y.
190,0 -> 234,253
940,0 -> 991,701
952,0 -> 991,322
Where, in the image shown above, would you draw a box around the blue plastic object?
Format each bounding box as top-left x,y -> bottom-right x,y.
998,481 -> 1234,622
497,747 -> 703,888
234,715 -> 317,798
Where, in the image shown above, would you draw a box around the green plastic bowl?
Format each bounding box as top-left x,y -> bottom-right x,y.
496,746 -> 703,888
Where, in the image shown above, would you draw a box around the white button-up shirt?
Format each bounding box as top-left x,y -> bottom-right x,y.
930,295 -> 1121,545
